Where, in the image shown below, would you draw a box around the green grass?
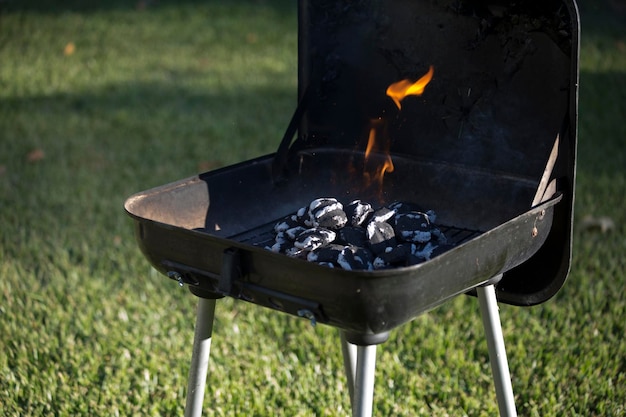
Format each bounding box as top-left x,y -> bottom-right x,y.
1,1 -> 625,416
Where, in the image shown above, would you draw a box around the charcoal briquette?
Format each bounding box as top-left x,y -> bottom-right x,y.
266,198 -> 447,271
285,226 -> 307,240
337,246 -> 373,271
337,226 -> 367,247
268,238 -> 292,254
377,244 -> 411,265
370,207 -> 396,223
394,211 -> 432,243
366,220 -> 397,254
430,227 -> 447,244
388,201 -> 425,214
345,200 -> 374,227
411,242 -> 438,260
307,244 -> 344,263
274,215 -> 300,233
296,206 -> 308,221
307,197 -> 348,229
294,227 -> 337,251
285,246 -> 307,258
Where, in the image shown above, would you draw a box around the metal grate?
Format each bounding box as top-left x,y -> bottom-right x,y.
230,217 -> 483,250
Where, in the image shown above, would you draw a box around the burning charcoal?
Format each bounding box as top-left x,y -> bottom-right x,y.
377,244 -> 411,265
269,240 -> 291,253
307,197 -> 348,229
425,209 -> 437,224
295,206 -> 308,223
430,227 -> 447,244
372,257 -> 386,269
337,246 -> 373,271
285,226 -> 307,240
411,242 -> 438,261
388,201 -> 424,214
265,196 -> 445,271
372,245 -> 412,269
274,215 -> 300,234
307,244 -> 344,264
366,220 -> 397,254
410,242 -> 455,263
345,200 -> 374,227
294,227 -> 337,251
352,246 -> 374,267
370,207 -> 396,223
285,246 -> 307,258
393,211 -> 432,243
268,233 -> 291,253
337,226 -> 367,247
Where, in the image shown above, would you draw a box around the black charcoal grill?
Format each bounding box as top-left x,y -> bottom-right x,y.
125,1 -> 579,416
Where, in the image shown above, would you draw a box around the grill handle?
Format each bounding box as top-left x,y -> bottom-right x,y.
271,86 -> 312,184
218,247 -> 242,296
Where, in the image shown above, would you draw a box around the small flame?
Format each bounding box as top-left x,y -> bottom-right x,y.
386,65 -> 434,110
363,119 -> 394,189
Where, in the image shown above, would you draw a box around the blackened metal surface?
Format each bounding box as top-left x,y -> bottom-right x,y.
298,0 -> 575,179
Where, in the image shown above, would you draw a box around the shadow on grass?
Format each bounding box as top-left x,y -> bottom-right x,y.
1,0 -> 296,16
0,80 -> 297,139
2,69 -> 624,181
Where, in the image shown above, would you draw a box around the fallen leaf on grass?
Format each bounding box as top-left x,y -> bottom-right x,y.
64,42 -> 75,56
246,33 -> 258,44
0,165 -> 6,176
580,215 -> 616,233
26,148 -> 45,163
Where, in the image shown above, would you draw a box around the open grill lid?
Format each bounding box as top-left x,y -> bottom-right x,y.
274,0 -> 579,305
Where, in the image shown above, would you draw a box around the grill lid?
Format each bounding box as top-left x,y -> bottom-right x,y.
274,0 -> 580,305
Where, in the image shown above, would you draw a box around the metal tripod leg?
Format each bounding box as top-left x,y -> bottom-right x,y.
340,332 -> 377,417
477,283 -> 518,417
340,332 -> 357,408
184,297 -> 217,417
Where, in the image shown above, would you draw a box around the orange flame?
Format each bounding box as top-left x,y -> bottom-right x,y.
363,119 -> 394,189
386,65 -> 434,110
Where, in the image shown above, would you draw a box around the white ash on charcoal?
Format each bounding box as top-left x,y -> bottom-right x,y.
344,200 -> 374,226
294,227 -> 337,251
393,211 -> 432,243
366,220 -> 397,255
337,245 -> 373,270
265,197 -> 450,270
306,198 -> 348,229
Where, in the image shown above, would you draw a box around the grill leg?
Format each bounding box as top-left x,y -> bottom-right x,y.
184,297 -> 217,417
352,344 -> 377,417
340,331 -> 357,409
477,283 -> 518,417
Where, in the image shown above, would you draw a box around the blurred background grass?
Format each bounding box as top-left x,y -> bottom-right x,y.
1,0 -> 624,416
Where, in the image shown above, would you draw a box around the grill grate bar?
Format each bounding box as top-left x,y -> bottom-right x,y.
230,217 -> 483,249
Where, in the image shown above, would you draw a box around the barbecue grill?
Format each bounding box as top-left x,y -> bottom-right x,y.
125,0 -> 579,415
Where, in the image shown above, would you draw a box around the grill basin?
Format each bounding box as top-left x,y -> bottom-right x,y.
125,148 -> 561,342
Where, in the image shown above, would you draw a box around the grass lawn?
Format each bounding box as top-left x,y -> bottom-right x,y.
1,0 -> 624,415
